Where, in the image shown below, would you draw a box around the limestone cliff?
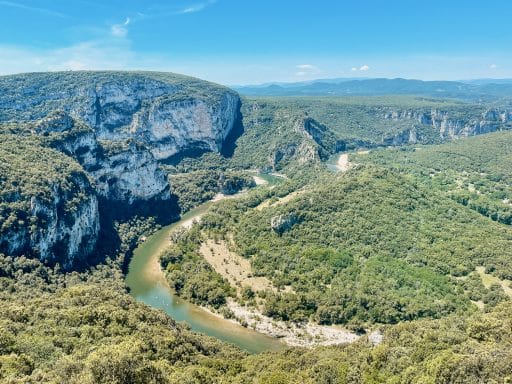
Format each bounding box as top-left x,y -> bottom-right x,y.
381,107 -> 512,144
268,116 -> 338,170
0,72 -> 241,267
1,178 -> 99,268
0,136 -> 99,268
0,72 -> 240,203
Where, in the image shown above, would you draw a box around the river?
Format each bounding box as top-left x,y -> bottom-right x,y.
125,175 -> 286,354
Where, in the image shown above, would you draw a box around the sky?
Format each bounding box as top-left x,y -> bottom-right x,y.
0,0 -> 511,85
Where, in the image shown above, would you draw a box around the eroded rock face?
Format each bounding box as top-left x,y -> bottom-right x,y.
0,167 -> 99,268
131,94 -> 240,160
0,72 -> 240,206
91,142 -> 169,203
29,184 -> 100,268
381,108 -> 511,144
0,72 -> 241,267
269,116 -> 336,170
271,214 -> 299,234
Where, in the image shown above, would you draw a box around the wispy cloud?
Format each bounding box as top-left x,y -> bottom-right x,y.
295,63 -> 321,77
297,64 -> 316,70
0,0 -> 67,18
114,1 -> 218,29
111,17 -> 130,38
490,63 -> 498,69
175,0 -> 217,14
0,39 -> 136,75
351,64 -> 370,72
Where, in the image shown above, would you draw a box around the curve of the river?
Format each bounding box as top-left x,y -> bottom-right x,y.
125,174 -> 286,354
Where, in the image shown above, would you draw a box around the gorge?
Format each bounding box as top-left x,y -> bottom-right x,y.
0,72 -> 241,267
2,71 -> 512,383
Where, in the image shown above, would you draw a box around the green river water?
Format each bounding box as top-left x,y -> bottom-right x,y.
125,174 -> 285,354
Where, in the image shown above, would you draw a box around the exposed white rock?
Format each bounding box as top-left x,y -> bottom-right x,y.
91,143 -> 169,203
382,107 -> 510,143
131,94 -> 239,160
0,73 -> 240,266
368,330 -> 384,346
2,175 -> 99,268
271,213 -> 299,234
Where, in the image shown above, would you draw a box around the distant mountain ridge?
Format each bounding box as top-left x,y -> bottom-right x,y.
234,78 -> 512,100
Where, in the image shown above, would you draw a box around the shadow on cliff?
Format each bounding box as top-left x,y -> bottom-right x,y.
159,99 -> 244,165
220,100 -> 244,158
91,193 -> 180,271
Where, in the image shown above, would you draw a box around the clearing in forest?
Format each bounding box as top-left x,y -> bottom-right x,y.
199,239 -> 276,294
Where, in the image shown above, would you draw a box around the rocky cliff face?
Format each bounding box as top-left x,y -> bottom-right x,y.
270,213 -> 300,234
131,94 -> 240,160
17,74 -> 240,204
268,116 -> 337,170
91,142 -> 169,203
0,72 -> 240,268
0,137 -> 99,268
381,107 -> 511,144
28,178 -> 100,268
1,181 -> 99,268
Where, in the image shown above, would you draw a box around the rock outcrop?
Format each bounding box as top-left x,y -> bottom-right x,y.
0,137 -> 99,268
0,72 -> 241,267
27,178 -> 100,268
1,177 -> 99,268
381,107 -> 511,144
268,116 -> 337,170
271,213 -> 299,234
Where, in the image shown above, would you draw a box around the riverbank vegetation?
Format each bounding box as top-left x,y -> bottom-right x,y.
1,249 -> 511,382
160,226 -> 235,308
2,78 -> 512,382
175,165 -> 509,327
167,170 -> 255,212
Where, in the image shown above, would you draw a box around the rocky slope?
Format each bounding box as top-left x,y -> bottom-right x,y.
0,136 -> 99,267
0,71 -> 241,267
381,107 -> 512,145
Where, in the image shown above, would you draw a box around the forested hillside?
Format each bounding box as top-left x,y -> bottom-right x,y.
1,252 -> 511,383
354,131 -> 512,229
182,165 -> 511,326
1,71 -> 512,383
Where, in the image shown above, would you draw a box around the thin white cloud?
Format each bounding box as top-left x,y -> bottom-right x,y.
0,0 -> 67,18
0,39 -> 138,75
297,64 -> 316,70
294,63 -> 321,77
111,17 -> 130,38
175,0 -> 217,14
490,64 -> 498,69
351,65 -> 370,72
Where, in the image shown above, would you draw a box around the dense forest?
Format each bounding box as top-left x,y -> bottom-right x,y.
1,71 -> 512,382
1,251 -> 511,383
173,165 -> 511,326
354,131 -> 512,228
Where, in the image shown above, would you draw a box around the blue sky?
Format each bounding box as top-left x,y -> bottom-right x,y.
0,0 -> 511,84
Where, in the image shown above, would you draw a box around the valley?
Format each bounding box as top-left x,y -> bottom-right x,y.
1,71 -> 512,383
125,186 -> 286,354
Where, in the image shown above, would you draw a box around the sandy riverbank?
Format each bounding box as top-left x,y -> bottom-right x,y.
201,299 -> 363,348
196,237 -> 362,348
148,178 -> 375,348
